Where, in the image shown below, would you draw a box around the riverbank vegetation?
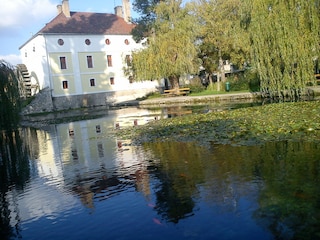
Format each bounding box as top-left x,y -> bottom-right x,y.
129,0 -> 320,100
116,100 -> 320,146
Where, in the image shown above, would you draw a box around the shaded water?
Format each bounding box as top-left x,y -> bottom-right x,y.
1,107 -> 320,239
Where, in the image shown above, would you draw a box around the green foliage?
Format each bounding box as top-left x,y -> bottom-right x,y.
226,70 -> 260,92
115,100 -> 320,146
131,0 -> 161,42
0,60 -> 21,129
132,0 -> 320,99
187,77 -> 206,93
194,0 -> 250,76
246,0 -> 320,99
131,0 -> 200,88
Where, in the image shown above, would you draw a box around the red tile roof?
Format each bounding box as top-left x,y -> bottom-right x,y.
39,12 -> 135,35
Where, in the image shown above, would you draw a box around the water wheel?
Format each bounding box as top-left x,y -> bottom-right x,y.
16,64 -> 32,99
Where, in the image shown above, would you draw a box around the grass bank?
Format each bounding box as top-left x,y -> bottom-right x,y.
115,101 -> 320,146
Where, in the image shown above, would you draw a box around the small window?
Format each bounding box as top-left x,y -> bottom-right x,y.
58,39 -> 64,46
60,57 -> 67,69
125,55 -> 132,67
85,39 -> 91,45
25,52 -> 27,57
90,78 -> 95,87
62,80 -> 68,89
110,77 -> 114,85
129,76 -> 133,84
124,39 -> 129,45
96,125 -> 101,133
105,39 -> 111,45
107,55 -> 112,67
87,56 -> 93,68
33,46 -> 35,52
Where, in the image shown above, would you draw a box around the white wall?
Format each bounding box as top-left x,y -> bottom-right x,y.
20,35 -> 51,90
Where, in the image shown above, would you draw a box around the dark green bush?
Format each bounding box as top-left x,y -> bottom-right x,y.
187,76 -> 206,93
226,70 -> 260,92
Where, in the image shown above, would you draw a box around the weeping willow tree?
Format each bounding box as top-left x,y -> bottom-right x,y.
246,0 -> 320,99
0,60 -> 21,129
131,0 -> 200,90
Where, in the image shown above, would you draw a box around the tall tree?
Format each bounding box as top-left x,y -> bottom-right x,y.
194,0 -> 250,88
0,60 -> 21,129
246,0 -> 320,99
131,0 -> 200,89
131,0 -> 161,42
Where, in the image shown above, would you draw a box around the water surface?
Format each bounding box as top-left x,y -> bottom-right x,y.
1,107 -> 320,240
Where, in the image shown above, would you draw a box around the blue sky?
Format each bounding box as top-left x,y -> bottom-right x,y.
0,0 -> 138,66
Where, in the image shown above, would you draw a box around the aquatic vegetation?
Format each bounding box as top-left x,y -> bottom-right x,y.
116,101 -> 320,146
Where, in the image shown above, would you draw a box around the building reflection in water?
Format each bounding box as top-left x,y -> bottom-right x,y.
23,111 -> 157,212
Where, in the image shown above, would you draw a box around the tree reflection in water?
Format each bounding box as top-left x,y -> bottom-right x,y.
0,130 -> 30,240
143,140 -> 320,239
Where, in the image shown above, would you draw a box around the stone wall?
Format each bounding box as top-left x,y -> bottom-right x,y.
21,87 -> 158,115
21,88 -> 54,115
52,92 -> 108,110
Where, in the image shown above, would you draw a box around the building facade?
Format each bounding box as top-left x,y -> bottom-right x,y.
19,0 -> 158,111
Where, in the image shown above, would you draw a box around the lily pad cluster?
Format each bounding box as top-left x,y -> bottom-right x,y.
116,101 -> 320,146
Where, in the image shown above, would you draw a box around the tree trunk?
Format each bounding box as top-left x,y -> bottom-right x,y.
218,50 -> 226,83
168,75 -> 180,90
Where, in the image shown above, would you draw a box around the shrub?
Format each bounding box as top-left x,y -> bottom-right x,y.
187,76 -> 206,93
226,70 -> 260,92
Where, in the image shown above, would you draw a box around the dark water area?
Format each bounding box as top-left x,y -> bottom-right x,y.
1,106 -> 320,240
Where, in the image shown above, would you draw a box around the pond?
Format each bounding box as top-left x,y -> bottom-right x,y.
1,106 -> 320,240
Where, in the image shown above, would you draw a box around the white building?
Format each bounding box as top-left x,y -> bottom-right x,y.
19,0 -> 158,111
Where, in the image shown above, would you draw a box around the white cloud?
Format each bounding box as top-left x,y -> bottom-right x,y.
0,54 -> 22,66
0,0 -> 57,29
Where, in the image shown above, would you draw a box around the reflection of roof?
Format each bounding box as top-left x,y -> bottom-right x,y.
38,12 -> 135,35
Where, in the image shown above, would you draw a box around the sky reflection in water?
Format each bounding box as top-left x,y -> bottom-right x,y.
1,107 -> 319,240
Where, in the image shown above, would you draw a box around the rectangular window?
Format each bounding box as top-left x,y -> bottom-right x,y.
62,80 -> 68,89
110,77 -> 114,85
60,57 -> 67,69
90,78 -> 95,87
107,55 -> 112,67
87,56 -> 93,68
125,55 -> 131,67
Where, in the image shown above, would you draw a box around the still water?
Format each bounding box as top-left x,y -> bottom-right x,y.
1,106 -> 320,240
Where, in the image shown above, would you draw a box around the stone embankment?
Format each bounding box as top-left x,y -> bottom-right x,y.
21,88 -> 54,115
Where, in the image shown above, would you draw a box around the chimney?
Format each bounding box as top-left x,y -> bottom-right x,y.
62,0 -> 71,17
114,6 -> 123,18
57,4 -> 62,14
122,0 -> 131,23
